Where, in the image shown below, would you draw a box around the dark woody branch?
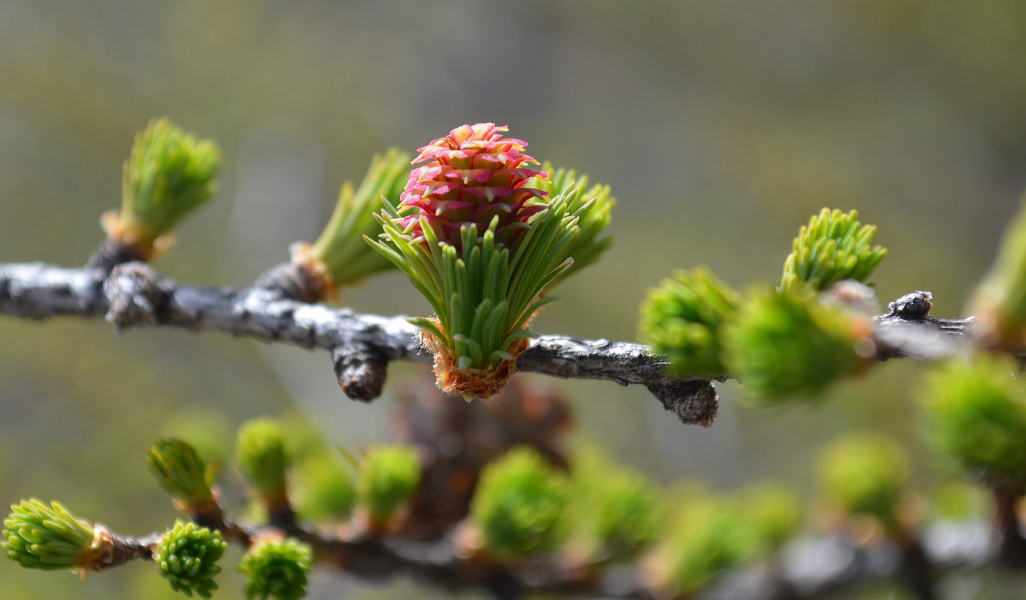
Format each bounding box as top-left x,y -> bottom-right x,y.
0,261 -> 973,426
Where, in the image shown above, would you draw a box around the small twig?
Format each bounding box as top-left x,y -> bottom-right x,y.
95,531 -> 161,571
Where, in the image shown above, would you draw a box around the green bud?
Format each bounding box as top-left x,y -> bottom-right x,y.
572,452 -> 659,558
650,494 -> 758,596
740,483 -> 802,550
3,499 -> 99,571
638,267 -> 740,376
239,537 -> 312,600
968,199 -> 1026,350
148,438 -> 218,514
304,149 -> 411,288
294,453 -> 355,523
817,434 -> 908,523
152,521 -> 227,598
724,287 -> 865,402
920,354 -> 1026,485
356,445 -> 420,525
105,118 -> 220,256
470,447 -> 568,558
780,208 -> 887,294
236,419 -> 290,509
528,163 -> 615,285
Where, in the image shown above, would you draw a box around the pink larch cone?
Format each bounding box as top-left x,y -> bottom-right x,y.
399,123 -> 548,249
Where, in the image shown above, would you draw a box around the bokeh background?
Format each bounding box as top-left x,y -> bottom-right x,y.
2,1 -> 1025,598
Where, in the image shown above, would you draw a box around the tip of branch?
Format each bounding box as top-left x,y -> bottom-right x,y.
332,344 -> 389,402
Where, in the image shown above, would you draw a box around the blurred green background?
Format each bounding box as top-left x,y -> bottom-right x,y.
1,1 -> 1025,598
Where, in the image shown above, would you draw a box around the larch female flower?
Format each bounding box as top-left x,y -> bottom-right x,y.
368,123 -> 613,398
398,123 -> 547,249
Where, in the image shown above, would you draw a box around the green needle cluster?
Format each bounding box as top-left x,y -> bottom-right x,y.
528,163 -> 615,284
152,521 -> 227,598
920,354 -> 1026,485
356,445 -> 421,525
236,419 -> 290,508
572,455 -> 659,558
148,438 -> 218,514
108,118 -> 220,254
741,483 -> 802,551
638,267 -> 740,376
470,447 -> 568,558
239,537 -> 312,600
724,287 -> 863,402
650,494 -> 758,596
305,149 -> 411,287
2,499 -> 98,571
780,208 -> 887,294
372,203 -> 576,373
817,434 -> 908,524
294,453 -> 356,523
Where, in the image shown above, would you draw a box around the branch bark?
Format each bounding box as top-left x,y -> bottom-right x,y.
0,261 -> 974,426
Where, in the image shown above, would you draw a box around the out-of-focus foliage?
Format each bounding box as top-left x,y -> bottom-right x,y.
356,445 -> 421,525
817,434 -> 908,523
740,482 -> 803,550
236,419 -> 290,508
570,448 -> 659,559
724,288 -> 863,401
920,354 -> 1026,485
239,537 -> 312,600
968,199 -> 1026,350
638,267 -> 739,376
470,447 -> 568,558
646,492 -> 759,596
293,452 -> 355,523
929,481 -> 989,522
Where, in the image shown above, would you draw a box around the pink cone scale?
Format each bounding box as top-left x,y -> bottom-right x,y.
399,123 -> 548,249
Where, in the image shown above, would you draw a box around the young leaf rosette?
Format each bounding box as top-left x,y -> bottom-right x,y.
368,123 -> 598,398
